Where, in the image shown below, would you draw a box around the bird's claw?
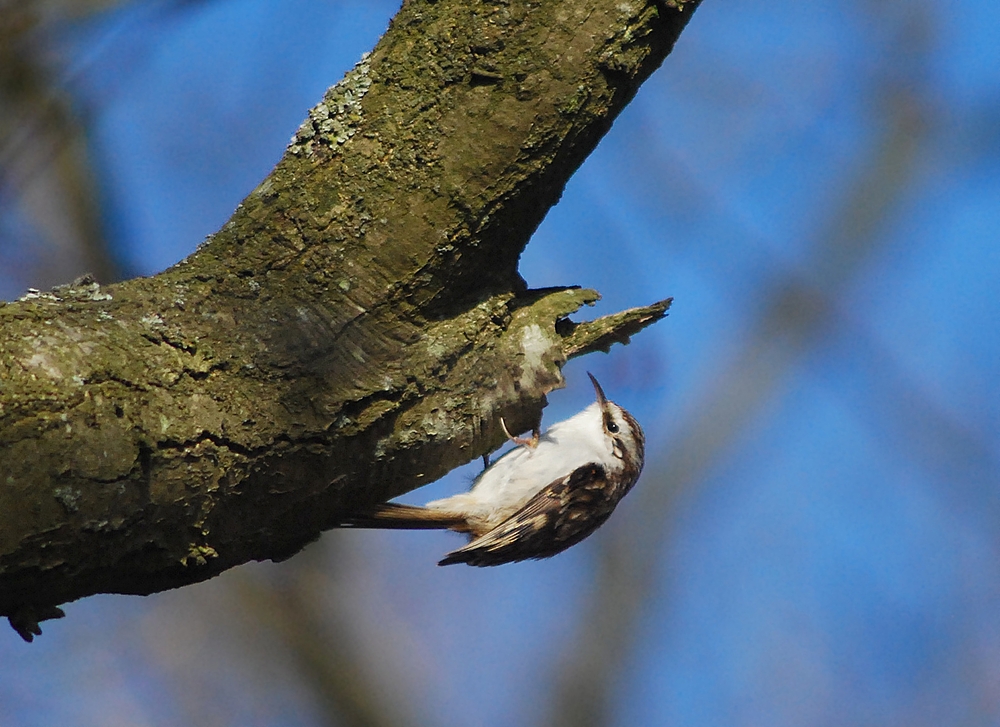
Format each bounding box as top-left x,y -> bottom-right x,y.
500,417 -> 539,449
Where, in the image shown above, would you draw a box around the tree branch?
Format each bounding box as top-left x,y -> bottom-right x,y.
0,0 -> 698,638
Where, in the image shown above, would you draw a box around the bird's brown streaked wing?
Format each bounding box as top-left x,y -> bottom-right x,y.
438,463 -> 618,567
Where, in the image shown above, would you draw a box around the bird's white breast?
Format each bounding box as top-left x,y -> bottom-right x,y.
425,403 -> 613,524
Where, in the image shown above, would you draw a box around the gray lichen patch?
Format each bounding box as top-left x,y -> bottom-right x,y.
288,53 -> 373,157
18,274 -> 114,304
53,486 -> 81,514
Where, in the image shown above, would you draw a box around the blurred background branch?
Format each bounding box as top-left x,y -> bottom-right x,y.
0,0 -> 124,286
548,16 -> 931,725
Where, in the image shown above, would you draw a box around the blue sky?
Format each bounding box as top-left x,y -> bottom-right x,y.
2,1 -> 1000,725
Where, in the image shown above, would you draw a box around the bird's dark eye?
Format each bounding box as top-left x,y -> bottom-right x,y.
607,421 -> 619,433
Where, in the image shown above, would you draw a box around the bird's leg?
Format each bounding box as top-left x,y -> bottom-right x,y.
500,417 -> 540,449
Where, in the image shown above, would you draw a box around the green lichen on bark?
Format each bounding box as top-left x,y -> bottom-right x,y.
288,53 -> 373,157
0,0 -> 699,637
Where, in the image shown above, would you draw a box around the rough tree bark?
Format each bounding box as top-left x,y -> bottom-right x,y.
0,0 -> 697,640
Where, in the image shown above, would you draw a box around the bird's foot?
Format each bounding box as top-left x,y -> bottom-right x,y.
500,417 -> 540,449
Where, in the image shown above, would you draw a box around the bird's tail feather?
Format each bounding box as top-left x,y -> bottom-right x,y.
340,503 -> 471,532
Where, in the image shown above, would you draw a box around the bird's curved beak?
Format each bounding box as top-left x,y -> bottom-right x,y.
587,372 -> 608,406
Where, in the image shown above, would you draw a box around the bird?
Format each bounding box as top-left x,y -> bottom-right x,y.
341,373 -> 645,566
